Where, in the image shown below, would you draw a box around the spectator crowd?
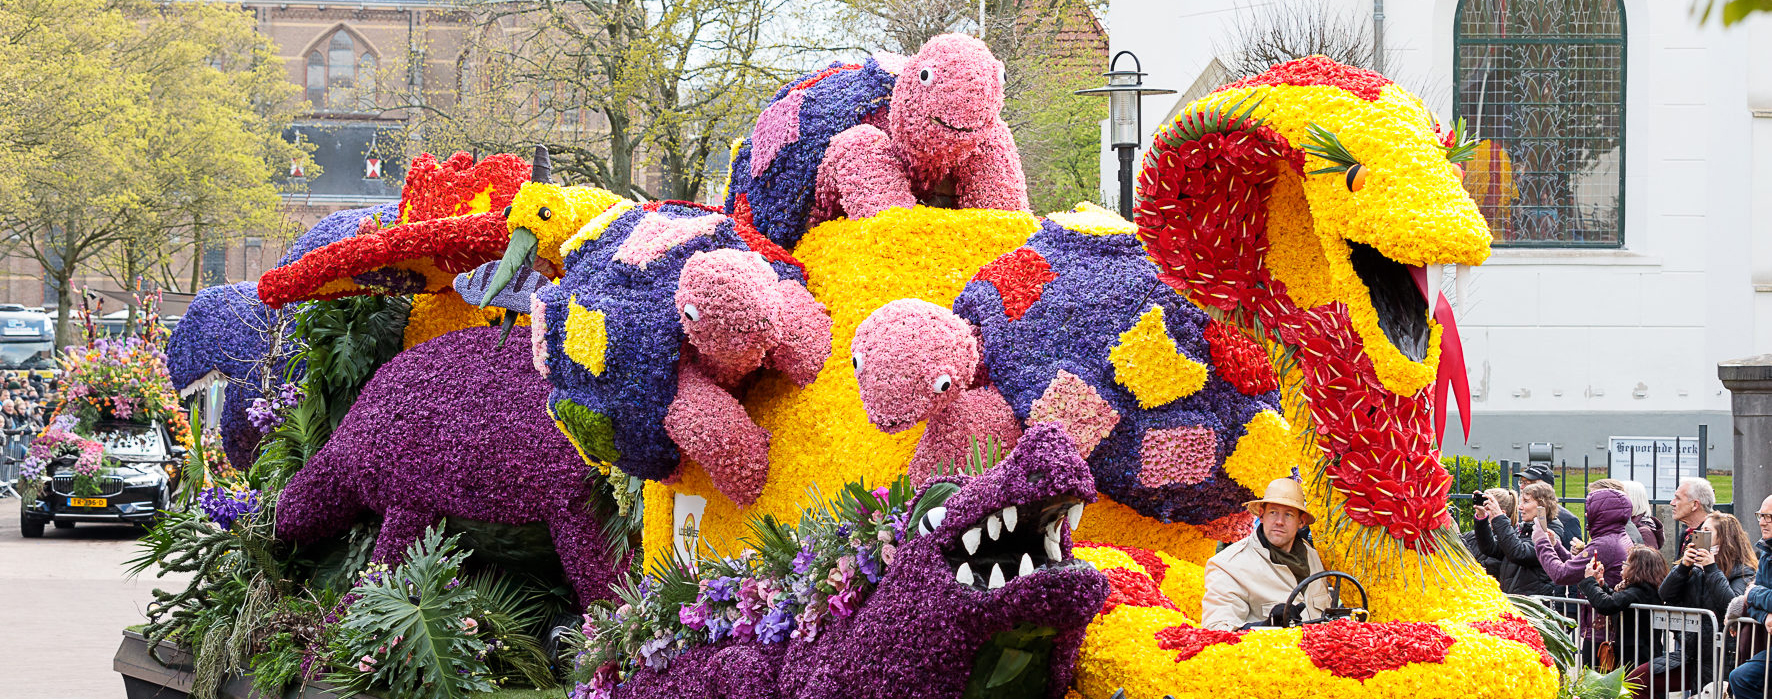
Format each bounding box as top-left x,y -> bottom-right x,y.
1458,466 -> 1772,699
1,371 -> 54,460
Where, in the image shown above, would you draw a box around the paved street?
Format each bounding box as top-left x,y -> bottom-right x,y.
0,497 -> 188,699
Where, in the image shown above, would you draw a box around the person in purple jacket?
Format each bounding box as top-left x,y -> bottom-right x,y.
1536,488 -> 1635,659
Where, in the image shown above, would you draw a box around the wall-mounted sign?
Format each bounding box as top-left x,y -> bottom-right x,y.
1607,436 -> 1702,501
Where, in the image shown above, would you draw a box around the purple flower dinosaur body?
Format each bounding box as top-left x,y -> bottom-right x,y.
812,33 -> 1029,220
607,424 -> 1109,699
274,325 -> 625,604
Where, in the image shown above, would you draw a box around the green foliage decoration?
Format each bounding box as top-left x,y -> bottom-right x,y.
327,527 -> 494,699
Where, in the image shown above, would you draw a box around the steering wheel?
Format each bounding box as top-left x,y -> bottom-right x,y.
1279,571 -> 1370,627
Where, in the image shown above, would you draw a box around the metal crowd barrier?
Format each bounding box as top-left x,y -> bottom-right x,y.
1534,596 -> 1724,698
1722,617 -> 1772,698
0,456 -> 17,499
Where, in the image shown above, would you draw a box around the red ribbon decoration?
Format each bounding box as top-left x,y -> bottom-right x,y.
1408,266 -> 1472,445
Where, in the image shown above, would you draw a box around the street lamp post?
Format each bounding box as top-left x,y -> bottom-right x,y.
1076,51 -> 1175,221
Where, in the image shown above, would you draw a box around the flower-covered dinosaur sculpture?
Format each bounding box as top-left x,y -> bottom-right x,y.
573,423 -> 1109,699
951,204 -> 1290,539
275,325 -> 625,605
851,298 -> 1020,487
813,33 -> 1028,221
663,249 -> 832,505
535,202 -> 816,484
725,57 -> 898,249
722,33 -> 1026,251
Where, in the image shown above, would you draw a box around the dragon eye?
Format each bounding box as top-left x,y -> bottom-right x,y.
1345,165 -> 1368,193
932,374 -> 952,393
918,67 -> 934,85
682,304 -> 700,322
502,205 -> 512,218
851,352 -> 864,373
538,206 -> 553,221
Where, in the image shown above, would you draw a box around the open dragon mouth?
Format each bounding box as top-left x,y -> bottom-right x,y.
1348,241 -> 1430,363
931,496 -> 1086,591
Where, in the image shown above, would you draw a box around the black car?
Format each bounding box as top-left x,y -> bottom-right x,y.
19,420 -> 184,537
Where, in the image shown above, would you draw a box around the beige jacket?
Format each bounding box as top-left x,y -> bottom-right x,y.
1201,530 -> 1335,631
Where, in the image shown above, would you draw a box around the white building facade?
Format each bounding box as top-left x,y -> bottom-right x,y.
1105,0 -> 1771,474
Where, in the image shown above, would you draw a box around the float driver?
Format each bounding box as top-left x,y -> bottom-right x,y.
1201,478 -> 1335,631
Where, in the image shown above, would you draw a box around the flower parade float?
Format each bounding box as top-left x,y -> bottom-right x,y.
140,31 -> 1576,697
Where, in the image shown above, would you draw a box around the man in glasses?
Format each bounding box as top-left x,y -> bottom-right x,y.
1728,495 -> 1772,699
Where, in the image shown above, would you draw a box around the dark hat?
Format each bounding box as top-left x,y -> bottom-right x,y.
1514,463 -> 1556,485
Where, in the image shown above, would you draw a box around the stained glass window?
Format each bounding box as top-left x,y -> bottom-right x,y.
1455,0 -> 1625,247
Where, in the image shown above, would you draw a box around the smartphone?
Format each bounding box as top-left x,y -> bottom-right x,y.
1691,530 -> 1714,551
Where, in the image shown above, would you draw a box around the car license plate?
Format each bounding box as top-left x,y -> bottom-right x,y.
68,497 -> 106,508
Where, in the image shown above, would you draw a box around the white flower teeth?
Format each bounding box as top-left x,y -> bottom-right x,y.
955,562 -> 974,585
1044,523 -> 1063,562
986,513 -> 1001,540
919,507 -> 947,536
988,563 -> 1006,590
1019,552 -> 1034,577
1066,503 -> 1084,531
962,528 -> 981,555
1001,506 -> 1017,533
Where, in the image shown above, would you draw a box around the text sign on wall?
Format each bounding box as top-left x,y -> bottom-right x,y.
1607,436 -> 1702,501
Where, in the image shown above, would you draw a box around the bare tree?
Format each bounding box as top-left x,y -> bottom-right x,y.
1217,0 -> 1377,79
380,0 -> 812,203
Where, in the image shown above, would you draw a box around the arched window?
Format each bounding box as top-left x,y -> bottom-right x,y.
1455,0 -> 1625,247
304,29 -> 376,111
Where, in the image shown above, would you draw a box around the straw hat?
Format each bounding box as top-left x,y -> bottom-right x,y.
1244,478 -> 1315,525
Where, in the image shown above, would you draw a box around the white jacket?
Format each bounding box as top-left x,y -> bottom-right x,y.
1201,530 -> 1335,631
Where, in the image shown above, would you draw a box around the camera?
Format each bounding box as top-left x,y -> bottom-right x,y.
1471,490 -> 1487,507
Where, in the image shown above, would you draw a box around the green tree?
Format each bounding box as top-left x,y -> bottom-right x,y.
0,0 -> 309,344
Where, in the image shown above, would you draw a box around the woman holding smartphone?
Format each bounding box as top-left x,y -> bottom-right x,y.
1473,483 -> 1565,596
1636,513 -> 1760,697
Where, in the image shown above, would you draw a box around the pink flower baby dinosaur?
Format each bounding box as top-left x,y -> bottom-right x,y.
851,299 -> 1021,487
663,249 -> 833,505
813,33 -> 1030,220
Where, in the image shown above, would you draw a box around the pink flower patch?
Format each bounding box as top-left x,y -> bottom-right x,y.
750,90 -> 805,178
1137,424 -> 1217,487
612,213 -> 723,268
1027,370 -> 1119,458
530,292 -> 550,378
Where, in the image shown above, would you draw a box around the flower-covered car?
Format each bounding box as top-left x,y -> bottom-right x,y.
19,419 -> 184,536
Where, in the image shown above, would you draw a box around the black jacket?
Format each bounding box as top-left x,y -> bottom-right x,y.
1578,577 -> 1663,669
1475,515 -> 1566,597
1659,561 -> 1754,680
1463,531 -> 1504,580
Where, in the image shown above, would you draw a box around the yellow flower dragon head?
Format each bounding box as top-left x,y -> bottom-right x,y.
1136,56 -> 1488,565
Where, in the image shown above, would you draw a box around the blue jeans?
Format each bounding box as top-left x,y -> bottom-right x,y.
1732,649 -> 1766,699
